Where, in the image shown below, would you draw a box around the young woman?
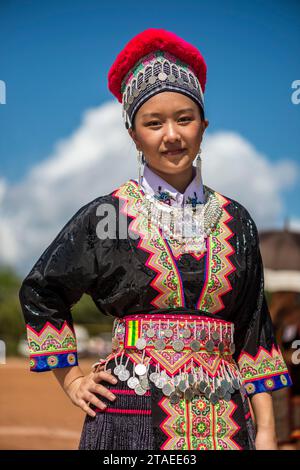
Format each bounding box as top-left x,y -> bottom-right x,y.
19,28 -> 292,450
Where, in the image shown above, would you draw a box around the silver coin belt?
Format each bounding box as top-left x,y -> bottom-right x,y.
93,316 -> 243,406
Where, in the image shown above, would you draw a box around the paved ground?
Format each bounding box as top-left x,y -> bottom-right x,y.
0,357 -> 96,450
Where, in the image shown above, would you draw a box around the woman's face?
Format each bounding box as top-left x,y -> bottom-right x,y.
128,91 -> 209,177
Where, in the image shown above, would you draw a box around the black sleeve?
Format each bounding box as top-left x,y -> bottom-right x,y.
19,203 -> 98,372
234,209 -> 292,397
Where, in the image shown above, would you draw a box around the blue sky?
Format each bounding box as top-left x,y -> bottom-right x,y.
0,0 -> 299,274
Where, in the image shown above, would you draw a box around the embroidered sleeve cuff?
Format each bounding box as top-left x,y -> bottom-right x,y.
27,321 -> 79,372
237,345 -> 293,396
242,371 -> 292,396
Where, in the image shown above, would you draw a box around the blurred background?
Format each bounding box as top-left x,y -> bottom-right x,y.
0,0 -> 299,450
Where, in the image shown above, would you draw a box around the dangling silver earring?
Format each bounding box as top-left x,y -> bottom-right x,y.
196,148 -> 202,186
137,150 -> 144,187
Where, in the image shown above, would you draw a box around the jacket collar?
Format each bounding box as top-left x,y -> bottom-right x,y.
141,163 -> 205,208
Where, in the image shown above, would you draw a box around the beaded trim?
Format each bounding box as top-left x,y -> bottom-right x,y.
135,184 -> 223,252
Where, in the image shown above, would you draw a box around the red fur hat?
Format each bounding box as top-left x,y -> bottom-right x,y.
108,28 -> 207,103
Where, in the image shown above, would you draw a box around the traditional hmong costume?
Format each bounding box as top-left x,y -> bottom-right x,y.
19,28 -> 292,451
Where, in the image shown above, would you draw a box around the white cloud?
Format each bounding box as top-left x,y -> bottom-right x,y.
0,100 -> 298,276
202,131 -> 298,227
289,218 -> 300,232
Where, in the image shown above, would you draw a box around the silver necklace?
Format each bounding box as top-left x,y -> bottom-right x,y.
135,185 -> 223,251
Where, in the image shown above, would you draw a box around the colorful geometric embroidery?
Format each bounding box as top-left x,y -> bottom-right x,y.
122,315 -> 234,350
113,315 -> 238,382
113,180 -> 236,312
165,236 -> 206,261
119,345 -> 237,382
113,180 -> 185,308
100,351 -> 242,448
146,348 -> 194,375
105,316 -> 244,449
237,345 -> 292,395
27,321 -> 78,372
97,407 -> 152,415
196,192 -> 235,314
159,394 -> 241,450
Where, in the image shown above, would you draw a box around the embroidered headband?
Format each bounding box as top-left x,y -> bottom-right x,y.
107,28 -> 207,129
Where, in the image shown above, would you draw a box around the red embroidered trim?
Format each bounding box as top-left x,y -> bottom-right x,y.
108,389 -> 151,395
94,408 -> 151,415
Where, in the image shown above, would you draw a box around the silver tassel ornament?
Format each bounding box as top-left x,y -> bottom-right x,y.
137,150 -> 144,187
196,149 -> 202,186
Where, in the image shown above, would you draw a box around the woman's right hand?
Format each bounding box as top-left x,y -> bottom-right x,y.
64,367 -> 118,418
